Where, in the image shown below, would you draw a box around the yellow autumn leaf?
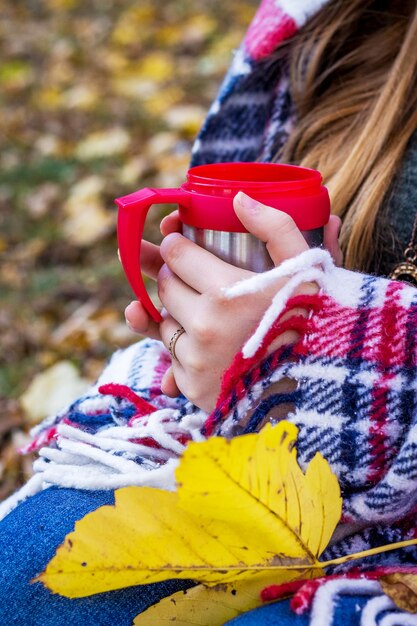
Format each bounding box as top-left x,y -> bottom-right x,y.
44,0 -> 80,9
111,6 -> 156,47
164,104 -> 207,136
181,15 -> 218,45
135,571 -> 314,626
113,53 -> 174,93
142,87 -> 184,117
175,422 -> 341,561
62,85 -> 100,111
154,25 -> 184,47
0,61 -> 33,90
38,422 -> 341,599
62,175 -> 113,245
138,52 -> 174,82
33,86 -> 65,111
74,127 -> 130,160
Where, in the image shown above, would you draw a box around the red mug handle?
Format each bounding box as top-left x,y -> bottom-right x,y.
116,187 -> 190,323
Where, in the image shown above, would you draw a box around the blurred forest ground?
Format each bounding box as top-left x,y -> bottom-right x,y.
0,0 -> 256,500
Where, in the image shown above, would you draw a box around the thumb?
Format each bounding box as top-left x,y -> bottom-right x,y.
233,191 -> 309,265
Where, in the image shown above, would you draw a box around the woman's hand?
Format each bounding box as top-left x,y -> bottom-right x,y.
126,192 -> 342,412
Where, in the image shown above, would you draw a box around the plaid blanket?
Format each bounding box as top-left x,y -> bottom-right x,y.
3,250 -> 417,575
191,0 -> 329,166
3,1 -> 417,622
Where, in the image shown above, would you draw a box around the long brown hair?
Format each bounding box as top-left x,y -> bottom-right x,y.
278,0 -> 417,271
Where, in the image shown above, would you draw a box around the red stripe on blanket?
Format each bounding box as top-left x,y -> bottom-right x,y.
203,294 -> 322,436
149,348 -> 172,401
98,384 -> 157,419
367,282 -> 404,483
244,0 -> 297,60
302,295 -> 362,359
20,426 -> 58,454
261,567 -> 417,613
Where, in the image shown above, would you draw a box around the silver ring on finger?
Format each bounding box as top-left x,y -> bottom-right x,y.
168,326 -> 185,361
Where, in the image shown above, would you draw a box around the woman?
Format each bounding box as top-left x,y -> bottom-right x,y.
2,1 -> 417,624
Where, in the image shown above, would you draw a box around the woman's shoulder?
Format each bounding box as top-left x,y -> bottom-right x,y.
389,128 -> 417,218
375,129 -> 417,277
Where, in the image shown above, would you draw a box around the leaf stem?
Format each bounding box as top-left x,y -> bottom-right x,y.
320,537 -> 417,568
126,536 -> 417,574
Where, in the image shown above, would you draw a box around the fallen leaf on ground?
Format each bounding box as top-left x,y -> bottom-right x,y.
62,201 -> 113,246
74,127 -> 130,160
21,361 -> 90,424
164,104 -> 207,136
62,175 -> 113,245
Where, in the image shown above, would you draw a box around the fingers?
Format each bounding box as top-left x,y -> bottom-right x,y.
140,239 -> 164,280
160,320 -> 185,398
160,366 -> 181,397
157,264 -> 199,328
125,300 -> 161,340
125,239 -> 167,334
160,316 -> 187,363
324,215 -> 343,266
160,232 -> 250,293
160,210 -> 181,236
233,191 -> 309,265
160,320 -> 206,405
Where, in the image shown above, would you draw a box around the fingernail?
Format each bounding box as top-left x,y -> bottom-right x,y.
235,191 -> 260,213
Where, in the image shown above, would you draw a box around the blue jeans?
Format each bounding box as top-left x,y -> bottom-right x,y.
0,487 -> 192,625
226,595 -> 377,625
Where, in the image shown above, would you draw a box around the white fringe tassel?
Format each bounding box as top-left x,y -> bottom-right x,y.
223,248 -> 333,358
0,408 -> 207,521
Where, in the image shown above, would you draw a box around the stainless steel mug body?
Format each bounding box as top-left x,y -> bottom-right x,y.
182,225 -> 324,272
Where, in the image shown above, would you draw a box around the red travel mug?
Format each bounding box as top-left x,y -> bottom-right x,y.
116,162 -> 330,323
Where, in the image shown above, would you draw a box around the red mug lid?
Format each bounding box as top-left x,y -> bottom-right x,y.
186,162 -> 323,194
